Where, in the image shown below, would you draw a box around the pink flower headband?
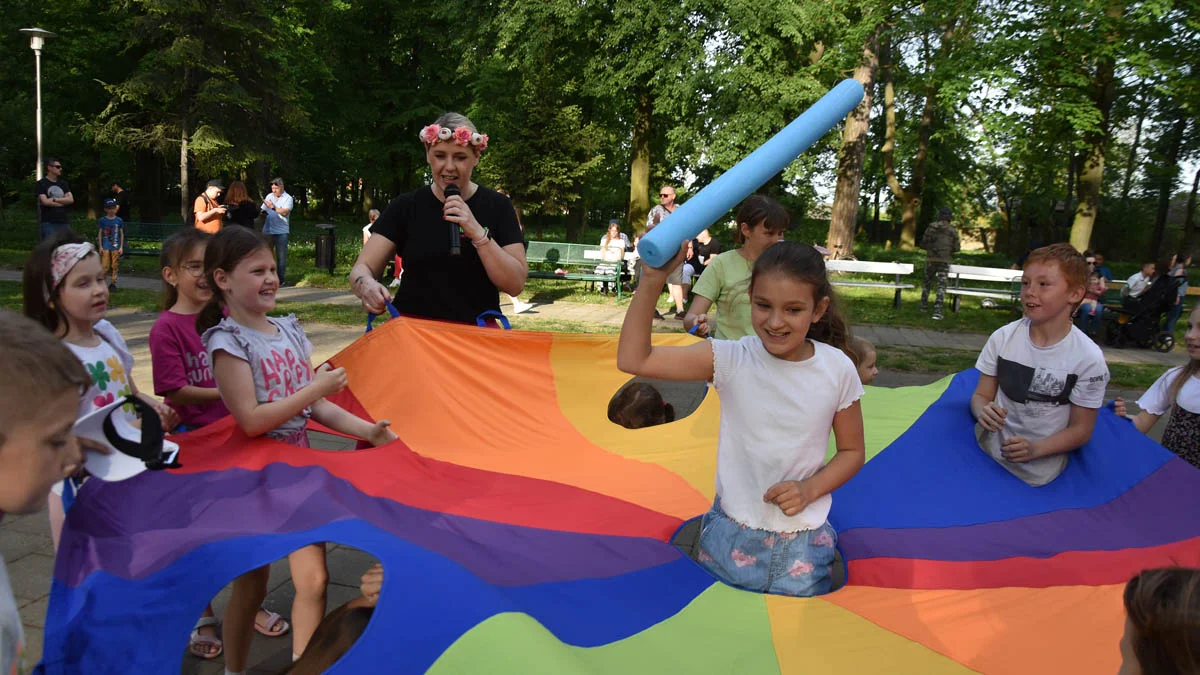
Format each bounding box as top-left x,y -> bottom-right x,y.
51,242 -> 96,291
419,124 -> 489,151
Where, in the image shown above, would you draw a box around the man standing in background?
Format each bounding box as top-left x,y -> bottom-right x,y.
111,183 -> 132,221
919,206 -> 960,320
36,158 -> 74,241
262,177 -> 294,286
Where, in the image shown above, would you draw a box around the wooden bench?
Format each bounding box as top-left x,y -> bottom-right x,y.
824,259 -> 915,309
526,241 -> 623,298
122,221 -> 184,257
945,264 -> 1023,313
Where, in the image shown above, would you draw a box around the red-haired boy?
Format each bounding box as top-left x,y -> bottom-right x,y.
970,244 -> 1110,486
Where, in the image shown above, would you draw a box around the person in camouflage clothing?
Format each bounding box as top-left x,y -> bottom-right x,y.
920,207 -> 960,319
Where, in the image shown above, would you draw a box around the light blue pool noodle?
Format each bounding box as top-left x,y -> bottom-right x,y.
637,78 -> 865,268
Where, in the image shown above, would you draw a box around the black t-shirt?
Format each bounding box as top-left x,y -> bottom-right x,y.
371,185 -> 523,323
113,189 -> 132,221
37,178 -> 71,224
694,238 -> 722,265
226,200 -> 258,228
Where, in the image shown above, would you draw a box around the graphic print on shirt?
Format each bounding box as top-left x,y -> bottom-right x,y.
184,351 -> 213,386
84,355 -> 132,410
260,346 -> 312,402
996,356 -> 1075,406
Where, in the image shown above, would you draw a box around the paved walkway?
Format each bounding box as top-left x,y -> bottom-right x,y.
0,270 -> 1185,672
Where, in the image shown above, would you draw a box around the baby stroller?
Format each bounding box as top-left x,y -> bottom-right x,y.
1102,275 -> 1182,352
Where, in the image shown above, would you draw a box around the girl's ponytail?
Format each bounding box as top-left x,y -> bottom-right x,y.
195,295 -> 224,335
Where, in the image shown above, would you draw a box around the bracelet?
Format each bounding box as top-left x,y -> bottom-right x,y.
470,228 -> 490,248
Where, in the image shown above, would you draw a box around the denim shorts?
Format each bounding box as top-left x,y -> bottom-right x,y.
696,498 -> 837,597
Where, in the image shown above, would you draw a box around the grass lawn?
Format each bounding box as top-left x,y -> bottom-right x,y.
877,345 -> 1166,390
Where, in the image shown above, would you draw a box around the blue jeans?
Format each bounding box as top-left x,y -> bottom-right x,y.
696,498 -> 837,597
268,233 -> 288,283
1075,302 -> 1104,336
40,221 -> 70,242
1164,300 -> 1184,336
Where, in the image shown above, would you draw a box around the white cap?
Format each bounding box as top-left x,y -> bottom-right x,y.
72,398 -> 179,482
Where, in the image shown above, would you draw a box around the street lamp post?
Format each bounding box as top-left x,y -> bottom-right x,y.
20,28 -> 56,181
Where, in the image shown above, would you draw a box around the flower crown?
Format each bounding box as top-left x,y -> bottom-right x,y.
419,123 -> 489,151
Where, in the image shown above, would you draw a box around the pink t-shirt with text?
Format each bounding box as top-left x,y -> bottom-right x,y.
149,310 -> 230,428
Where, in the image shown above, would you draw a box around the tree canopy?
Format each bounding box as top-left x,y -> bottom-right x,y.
2,0 -> 1197,259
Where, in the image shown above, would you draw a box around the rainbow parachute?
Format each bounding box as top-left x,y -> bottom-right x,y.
40,318 -> 1200,673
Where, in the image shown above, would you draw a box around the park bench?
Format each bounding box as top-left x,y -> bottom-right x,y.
121,221 -> 183,257
526,241 -> 623,298
944,264 -> 1023,313
824,259 -> 915,309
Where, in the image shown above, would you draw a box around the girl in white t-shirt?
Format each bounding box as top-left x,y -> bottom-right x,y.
22,233 -> 180,549
618,240 -> 865,597
597,221 -> 629,295
1114,304 -> 1200,467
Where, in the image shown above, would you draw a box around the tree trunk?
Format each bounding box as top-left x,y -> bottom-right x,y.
826,31 -> 879,259
627,91 -> 653,232
1120,83 -> 1149,204
1183,165 -> 1200,256
1149,116 -> 1188,259
880,30 -> 935,250
1069,0 -> 1123,252
361,179 -> 374,215
179,117 -> 189,224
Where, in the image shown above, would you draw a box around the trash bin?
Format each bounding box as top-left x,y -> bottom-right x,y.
315,223 -> 336,273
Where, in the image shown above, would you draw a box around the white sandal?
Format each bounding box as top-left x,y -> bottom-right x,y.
188,616 -> 223,660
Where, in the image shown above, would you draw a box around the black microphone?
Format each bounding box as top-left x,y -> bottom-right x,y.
445,184 -> 461,256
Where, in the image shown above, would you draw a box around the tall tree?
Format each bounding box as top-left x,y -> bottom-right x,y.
827,28 -> 880,259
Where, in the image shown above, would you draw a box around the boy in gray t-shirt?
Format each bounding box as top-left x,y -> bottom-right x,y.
971,245 -> 1109,486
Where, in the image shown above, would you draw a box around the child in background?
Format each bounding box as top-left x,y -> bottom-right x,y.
607,382 -> 675,429
1119,568 -> 1200,675
151,229 -> 230,432
0,310 -> 91,675
619,240 -> 864,597
971,243 -> 1109,487
1074,267 -> 1107,338
22,232 -> 178,549
149,230 -> 290,660
684,195 -> 788,340
848,335 -> 878,386
1113,304 -> 1200,468
97,197 -> 124,291
197,227 -> 396,671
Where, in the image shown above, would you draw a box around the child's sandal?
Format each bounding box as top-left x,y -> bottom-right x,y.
188,616 -> 223,660
254,608 -> 290,637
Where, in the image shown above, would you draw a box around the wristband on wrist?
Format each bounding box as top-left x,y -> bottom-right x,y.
470,228 -> 490,248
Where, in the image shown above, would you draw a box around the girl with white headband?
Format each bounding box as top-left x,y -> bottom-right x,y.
21,231 -> 179,548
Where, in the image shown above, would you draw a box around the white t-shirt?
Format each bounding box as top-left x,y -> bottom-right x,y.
60,321 -> 140,496
1137,367 -> 1200,416
0,555 -> 22,675
599,233 -> 629,263
712,337 -> 864,532
1124,271 -> 1152,297
975,319 -> 1109,486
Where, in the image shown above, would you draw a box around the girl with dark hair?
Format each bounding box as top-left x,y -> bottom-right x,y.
149,229 -> 293,660
683,195 -> 789,339
1120,568 -> 1200,674
618,240 -> 864,597
608,382 -> 675,429
284,604 -> 375,675
196,227 -> 396,670
22,231 -> 178,549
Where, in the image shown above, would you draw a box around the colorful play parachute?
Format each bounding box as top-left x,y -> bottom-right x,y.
40,317 -> 1200,674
